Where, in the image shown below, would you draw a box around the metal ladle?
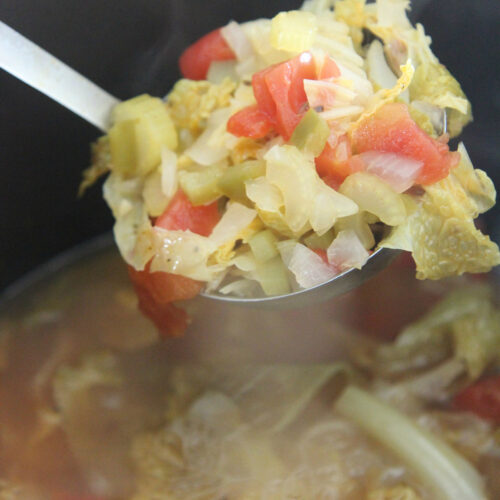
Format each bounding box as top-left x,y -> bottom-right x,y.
0,20 -> 399,309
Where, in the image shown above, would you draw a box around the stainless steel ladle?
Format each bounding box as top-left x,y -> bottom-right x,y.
0,20 -> 399,308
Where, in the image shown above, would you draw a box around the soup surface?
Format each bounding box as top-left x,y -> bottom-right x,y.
0,242 -> 499,499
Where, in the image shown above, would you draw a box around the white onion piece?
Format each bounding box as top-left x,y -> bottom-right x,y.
209,202 -> 257,247
304,79 -> 356,110
276,240 -> 299,267
327,229 -> 369,271
221,21 -> 254,61
160,147 -> 178,200
356,151 -> 423,193
185,108 -> 231,166
288,243 -> 337,288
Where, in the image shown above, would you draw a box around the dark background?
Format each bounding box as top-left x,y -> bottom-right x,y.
1,0 -> 499,290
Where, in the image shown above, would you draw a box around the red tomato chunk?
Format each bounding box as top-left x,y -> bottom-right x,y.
454,375 -> 500,424
179,28 -> 235,80
352,102 -> 460,185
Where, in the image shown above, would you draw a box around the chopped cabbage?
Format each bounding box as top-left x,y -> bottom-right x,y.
410,61 -> 471,137
166,78 -> 236,135
369,286 -> 500,384
382,150 -> 500,279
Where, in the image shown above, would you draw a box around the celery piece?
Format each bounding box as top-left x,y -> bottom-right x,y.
109,95 -> 178,177
178,164 -> 225,206
217,160 -> 266,203
248,230 -> 279,263
304,229 -> 335,250
335,386 -> 487,500
255,256 -> 291,296
290,109 -> 330,157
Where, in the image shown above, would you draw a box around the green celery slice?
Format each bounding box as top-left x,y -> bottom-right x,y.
255,256 -> 291,296
248,230 -> 279,263
218,160 -> 266,203
178,164 -> 225,206
290,108 -> 330,157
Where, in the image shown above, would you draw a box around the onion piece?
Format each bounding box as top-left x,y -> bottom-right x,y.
355,151 -> 423,193
335,386 -> 487,500
185,108 -> 232,166
327,229 -> 369,271
288,243 -> 338,288
160,147 -> 178,200
221,21 -> 254,62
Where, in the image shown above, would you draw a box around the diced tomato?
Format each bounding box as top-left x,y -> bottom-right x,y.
156,190 -> 220,237
128,264 -> 203,304
352,102 -> 460,185
321,174 -> 343,191
318,56 -> 341,80
263,52 -> 317,139
127,190 -> 220,338
252,64 -> 278,119
128,265 -> 199,338
229,52 -> 317,140
453,376 -> 500,424
179,28 -> 235,80
227,105 -> 274,139
315,134 -> 353,182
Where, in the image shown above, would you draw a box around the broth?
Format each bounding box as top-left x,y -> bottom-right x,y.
0,241 -> 498,499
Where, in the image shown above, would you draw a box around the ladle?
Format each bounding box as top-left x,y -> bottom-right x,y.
0,20 -> 399,309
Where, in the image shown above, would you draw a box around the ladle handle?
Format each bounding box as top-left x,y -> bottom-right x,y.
0,20 -> 119,132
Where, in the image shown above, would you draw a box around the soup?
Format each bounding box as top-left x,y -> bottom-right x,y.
0,241 -> 499,499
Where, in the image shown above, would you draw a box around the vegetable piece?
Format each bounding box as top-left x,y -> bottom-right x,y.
349,151 -> 423,193
454,376 -> 500,424
218,160 -> 266,203
266,145 -> 318,233
327,229 -> 369,271
227,105 -> 274,139
335,213 -> 375,250
289,108 -> 330,156
155,190 -> 220,237
109,95 -> 178,177
270,10 -> 318,52
179,28 -> 236,80
409,61 -> 471,138
352,102 -> 459,185
315,134 -> 353,182
220,21 -> 254,62
255,256 -> 291,296
178,164 -> 225,206
335,386 -> 487,500
248,229 -> 279,263
304,229 -> 335,250
381,151 -> 500,279
339,172 -> 406,226
128,266 -> 198,338
288,243 -> 338,288
252,52 -> 317,139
